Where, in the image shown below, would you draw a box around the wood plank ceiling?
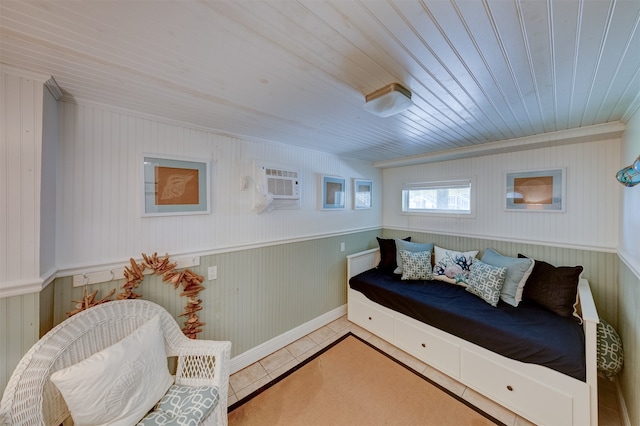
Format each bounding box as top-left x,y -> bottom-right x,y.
1,0 -> 639,164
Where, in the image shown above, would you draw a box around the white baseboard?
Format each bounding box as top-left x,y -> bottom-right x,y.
230,304 -> 347,374
615,378 -> 632,426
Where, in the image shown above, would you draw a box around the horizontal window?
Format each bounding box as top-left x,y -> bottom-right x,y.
402,179 -> 473,215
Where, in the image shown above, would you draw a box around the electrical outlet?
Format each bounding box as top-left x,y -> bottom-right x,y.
208,266 -> 217,280
340,242 -> 345,252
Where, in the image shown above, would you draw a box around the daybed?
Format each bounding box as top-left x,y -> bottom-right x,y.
0,299 -> 231,426
347,245 -> 599,426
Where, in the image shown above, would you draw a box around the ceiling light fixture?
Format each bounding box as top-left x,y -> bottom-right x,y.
363,83 -> 413,117
615,154 -> 640,187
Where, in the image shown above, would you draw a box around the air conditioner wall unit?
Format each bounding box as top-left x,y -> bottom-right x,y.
264,167 -> 300,200
253,161 -> 301,211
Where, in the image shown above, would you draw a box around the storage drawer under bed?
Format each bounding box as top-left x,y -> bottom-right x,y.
461,348 -> 574,426
348,292 -> 395,343
395,316 -> 461,379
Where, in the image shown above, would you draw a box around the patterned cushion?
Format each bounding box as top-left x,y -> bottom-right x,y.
138,384 -> 219,426
597,319 -> 624,380
394,240 -> 434,274
465,260 -> 507,307
480,248 -> 533,307
433,246 -> 479,286
398,250 -> 433,280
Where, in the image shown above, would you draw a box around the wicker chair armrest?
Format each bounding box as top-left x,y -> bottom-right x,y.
173,340 -> 231,387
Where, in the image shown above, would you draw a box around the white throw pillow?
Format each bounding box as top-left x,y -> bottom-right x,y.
50,315 -> 174,426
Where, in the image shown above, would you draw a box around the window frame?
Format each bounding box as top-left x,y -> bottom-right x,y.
401,178 -> 475,217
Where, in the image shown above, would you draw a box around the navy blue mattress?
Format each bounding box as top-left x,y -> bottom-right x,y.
349,268 -> 586,381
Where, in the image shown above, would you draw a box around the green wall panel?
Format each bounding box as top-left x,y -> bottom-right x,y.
618,261 -> 639,426
0,293 -> 39,395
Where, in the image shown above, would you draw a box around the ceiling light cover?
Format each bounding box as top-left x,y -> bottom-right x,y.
363,83 -> 413,117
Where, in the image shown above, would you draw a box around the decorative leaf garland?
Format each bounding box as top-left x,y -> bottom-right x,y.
68,252 -> 206,339
67,288 -> 116,317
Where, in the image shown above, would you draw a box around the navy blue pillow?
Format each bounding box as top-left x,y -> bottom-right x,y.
376,237 -> 410,271
518,254 -> 583,318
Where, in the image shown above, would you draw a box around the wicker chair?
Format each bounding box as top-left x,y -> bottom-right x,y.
0,299 -> 231,425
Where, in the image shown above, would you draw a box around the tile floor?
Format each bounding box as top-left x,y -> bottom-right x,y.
228,315 -> 623,426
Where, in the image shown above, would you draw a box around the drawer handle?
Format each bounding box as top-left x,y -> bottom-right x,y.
421,343 -> 426,348
507,385 -> 514,391
368,316 -> 372,321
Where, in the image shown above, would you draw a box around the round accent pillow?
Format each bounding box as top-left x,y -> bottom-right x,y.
597,319 -> 624,380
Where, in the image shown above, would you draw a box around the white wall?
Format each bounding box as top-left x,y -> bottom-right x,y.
40,88 -> 58,280
0,69 -> 45,296
56,101 -> 382,272
619,110 -> 640,273
382,139 -> 620,252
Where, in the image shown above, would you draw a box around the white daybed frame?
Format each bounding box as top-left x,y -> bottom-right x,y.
347,248 -> 599,426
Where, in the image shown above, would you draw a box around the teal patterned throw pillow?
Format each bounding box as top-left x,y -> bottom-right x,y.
597,319 -> 624,380
465,260 -> 507,307
399,250 -> 433,280
138,384 -> 219,426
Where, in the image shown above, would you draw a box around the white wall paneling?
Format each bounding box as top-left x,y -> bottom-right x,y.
56,101 -> 382,271
619,109 -> 640,275
1,70 -> 44,296
382,138 -> 621,252
40,87 -> 58,282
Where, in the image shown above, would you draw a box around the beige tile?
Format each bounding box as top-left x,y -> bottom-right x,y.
598,377 -> 619,411
346,323 -> 372,340
599,404 -> 623,426
514,415 -> 536,426
307,325 -> 337,345
234,374 -> 272,401
227,383 -> 234,399
388,348 -> 428,374
259,347 -> 296,374
326,315 -> 351,333
421,365 -> 466,397
227,392 -> 238,407
294,345 -> 322,363
366,334 -> 396,354
229,362 -> 268,393
315,331 -> 344,350
268,358 -> 299,380
286,335 -> 318,358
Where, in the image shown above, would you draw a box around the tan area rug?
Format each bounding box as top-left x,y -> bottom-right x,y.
228,333 -> 503,426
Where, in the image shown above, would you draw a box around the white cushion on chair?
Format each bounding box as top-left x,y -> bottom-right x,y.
50,315 -> 174,426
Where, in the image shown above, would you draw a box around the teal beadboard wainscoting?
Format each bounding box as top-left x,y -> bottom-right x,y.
618,260 -> 639,425
0,228 -> 623,398
0,293 -> 40,395
49,230 -> 381,358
